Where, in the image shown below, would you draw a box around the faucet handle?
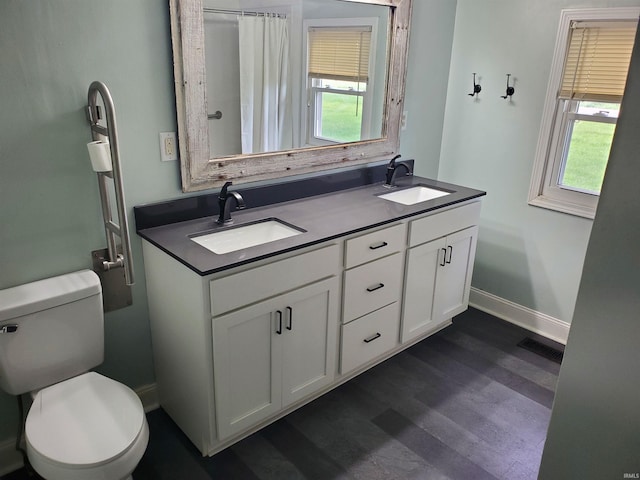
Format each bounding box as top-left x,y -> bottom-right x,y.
219,181 -> 233,198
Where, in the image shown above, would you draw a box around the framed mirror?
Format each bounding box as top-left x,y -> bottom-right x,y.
170,0 -> 412,192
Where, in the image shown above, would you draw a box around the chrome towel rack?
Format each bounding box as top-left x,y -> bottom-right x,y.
86,81 -> 134,287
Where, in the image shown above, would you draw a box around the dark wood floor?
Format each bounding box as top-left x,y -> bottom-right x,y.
2,308 -> 561,480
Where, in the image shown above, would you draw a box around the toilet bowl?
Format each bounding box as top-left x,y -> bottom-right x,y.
25,372 -> 149,480
0,270 -> 149,479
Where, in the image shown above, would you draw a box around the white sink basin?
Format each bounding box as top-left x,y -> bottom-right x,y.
378,185 -> 451,205
191,219 -> 304,254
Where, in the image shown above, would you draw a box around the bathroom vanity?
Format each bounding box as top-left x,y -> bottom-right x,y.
136,166 -> 485,456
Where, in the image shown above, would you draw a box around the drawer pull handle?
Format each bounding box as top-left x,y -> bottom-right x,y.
0,325 -> 18,334
286,306 -> 293,331
364,332 -> 382,343
366,283 -> 385,292
369,241 -> 388,250
276,310 -> 283,335
445,245 -> 453,264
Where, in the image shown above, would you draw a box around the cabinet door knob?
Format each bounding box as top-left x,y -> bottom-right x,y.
369,241 -> 388,250
286,306 -> 293,331
366,283 -> 385,292
276,310 -> 283,335
364,332 -> 382,343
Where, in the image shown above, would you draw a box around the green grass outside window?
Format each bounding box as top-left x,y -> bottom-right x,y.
562,121 -> 615,194
318,93 -> 363,143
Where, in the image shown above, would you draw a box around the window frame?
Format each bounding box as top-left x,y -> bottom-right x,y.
302,17 -> 378,147
528,7 -> 639,219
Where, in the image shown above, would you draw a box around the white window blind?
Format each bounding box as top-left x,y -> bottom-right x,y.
308,26 -> 372,82
559,20 -> 637,102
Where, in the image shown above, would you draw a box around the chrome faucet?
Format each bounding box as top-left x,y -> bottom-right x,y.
384,155 -> 412,187
217,181 -> 245,225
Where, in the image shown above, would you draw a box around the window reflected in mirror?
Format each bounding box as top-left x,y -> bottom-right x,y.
306,23 -> 376,145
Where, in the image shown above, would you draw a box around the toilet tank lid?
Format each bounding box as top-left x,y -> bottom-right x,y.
0,270 -> 101,322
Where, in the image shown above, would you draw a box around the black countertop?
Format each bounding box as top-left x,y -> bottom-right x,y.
136,171 -> 485,276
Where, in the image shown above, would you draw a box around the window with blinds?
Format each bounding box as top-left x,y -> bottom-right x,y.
529,8 -> 639,218
559,20 -> 637,102
307,26 -> 372,82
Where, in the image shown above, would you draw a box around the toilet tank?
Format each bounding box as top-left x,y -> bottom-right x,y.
0,270 -> 104,395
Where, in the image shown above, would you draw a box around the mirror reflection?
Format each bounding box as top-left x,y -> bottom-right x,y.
203,0 -> 390,157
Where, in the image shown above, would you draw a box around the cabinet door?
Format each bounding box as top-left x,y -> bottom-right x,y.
433,226 -> 479,323
281,278 -> 338,407
401,237 -> 446,343
213,298 -> 283,440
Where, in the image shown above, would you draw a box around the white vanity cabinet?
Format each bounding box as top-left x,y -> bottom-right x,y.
142,241 -> 340,455
208,244 -> 340,440
212,276 -> 338,440
401,202 -> 481,342
141,196 -> 483,458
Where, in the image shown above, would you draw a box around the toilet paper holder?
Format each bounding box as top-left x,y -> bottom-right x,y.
86,81 -> 135,295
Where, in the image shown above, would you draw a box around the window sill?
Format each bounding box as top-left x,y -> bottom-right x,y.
528,194 -> 596,219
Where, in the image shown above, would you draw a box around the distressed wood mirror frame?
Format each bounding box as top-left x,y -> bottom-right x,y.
170,0 -> 412,192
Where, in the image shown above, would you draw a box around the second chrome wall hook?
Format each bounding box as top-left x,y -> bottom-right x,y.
468,73 -> 482,97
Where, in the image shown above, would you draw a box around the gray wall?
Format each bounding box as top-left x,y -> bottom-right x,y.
0,0 -> 456,451
538,24 -> 640,479
401,0 -> 458,177
438,0 -> 639,324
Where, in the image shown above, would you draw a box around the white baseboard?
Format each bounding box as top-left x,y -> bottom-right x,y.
469,287 -> 570,345
0,438 -> 22,477
136,382 -> 160,413
0,383 -> 159,476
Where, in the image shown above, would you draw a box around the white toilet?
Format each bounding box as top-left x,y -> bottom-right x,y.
0,270 -> 149,480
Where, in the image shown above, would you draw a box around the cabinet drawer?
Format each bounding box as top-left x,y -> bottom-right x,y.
345,223 -> 406,268
343,252 -> 403,323
409,201 -> 481,247
210,244 -> 340,316
341,302 -> 400,374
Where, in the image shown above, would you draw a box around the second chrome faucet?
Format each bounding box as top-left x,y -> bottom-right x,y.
217,181 -> 245,225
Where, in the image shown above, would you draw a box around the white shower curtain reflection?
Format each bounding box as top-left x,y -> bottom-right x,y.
238,15 -> 291,154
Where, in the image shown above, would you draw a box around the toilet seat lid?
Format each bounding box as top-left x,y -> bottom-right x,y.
26,372 -> 145,468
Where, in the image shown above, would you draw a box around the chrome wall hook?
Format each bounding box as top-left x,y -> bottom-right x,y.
501,74 -> 515,100
468,73 -> 481,97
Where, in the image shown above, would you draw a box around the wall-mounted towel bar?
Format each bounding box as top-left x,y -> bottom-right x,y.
86,81 -> 135,296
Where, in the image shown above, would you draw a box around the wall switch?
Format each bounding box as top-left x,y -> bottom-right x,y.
159,132 -> 178,162
401,111 -> 408,131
